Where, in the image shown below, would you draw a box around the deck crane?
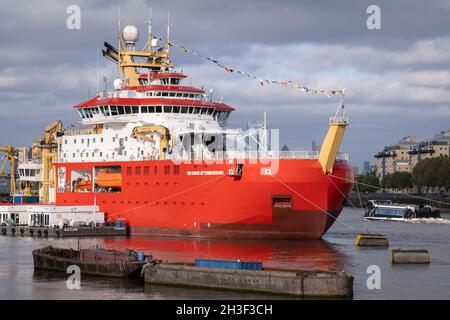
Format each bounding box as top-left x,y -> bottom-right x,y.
39,121 -> 63,203
0,145 -> 17,195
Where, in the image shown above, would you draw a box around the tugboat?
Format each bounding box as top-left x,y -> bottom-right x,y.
33,246 -> 149,278
363,200 -> 441,221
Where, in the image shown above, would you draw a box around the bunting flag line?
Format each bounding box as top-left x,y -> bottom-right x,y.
154,36 -> 345,97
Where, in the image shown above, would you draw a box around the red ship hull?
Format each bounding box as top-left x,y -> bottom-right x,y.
54,158 -> 353,239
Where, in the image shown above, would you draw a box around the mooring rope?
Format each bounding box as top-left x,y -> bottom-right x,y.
107,174 -> 226,219
328,174 -> 450,207
326,175 -> 383,235
269,174 -> 356,231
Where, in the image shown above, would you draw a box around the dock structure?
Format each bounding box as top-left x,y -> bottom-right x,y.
355,234 -> 389,247
1,225 -> 127,237
0,204 -> 128,237
143,263 -> 353,298
391,249 -> 430,264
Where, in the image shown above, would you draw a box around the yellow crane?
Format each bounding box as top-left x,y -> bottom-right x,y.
0,145 -> 17,195
39,121 -> 63,203
131,125 -> 170,160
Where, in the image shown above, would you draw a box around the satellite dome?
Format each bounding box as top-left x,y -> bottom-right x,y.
122,25 -> 139,44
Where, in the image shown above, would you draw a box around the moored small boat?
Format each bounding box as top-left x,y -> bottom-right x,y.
32,246 -> 148,278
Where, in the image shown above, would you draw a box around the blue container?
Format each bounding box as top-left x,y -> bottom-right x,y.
13,196 -> 23,204
137,252 -> 145,261
194,259 -> 262,271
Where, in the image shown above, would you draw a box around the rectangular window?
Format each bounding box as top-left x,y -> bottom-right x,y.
164,166 -> 170,175
105,105 -> 111,116
174,166 -> 180,175
144,166 -> 150,175
127,167 -> 132,175
110,106 -> 118,115
135,167 -> 141,175
154,166 -> 158,175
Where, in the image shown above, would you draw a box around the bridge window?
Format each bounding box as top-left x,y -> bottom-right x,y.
193,107 -> 201,114
161,92 -> 169,97
110,106 -> 118,116
124,106 -> 132,114
201,108 -> 208,114
170,78 -> 180,85
173,106 -> 180,113
207,108 -> 214,115
141,106 -> 148,113
148,106 -> 155,113
181,106 -> 188,113
155,106 -> 162,113
164,106 -> 172,113
117,106 -> 125,115
132,106 -> 139,114
176,93 -> 183,98
169,92 -> 176,97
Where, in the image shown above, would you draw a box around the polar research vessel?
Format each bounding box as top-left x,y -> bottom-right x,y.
10,23 -> 354,239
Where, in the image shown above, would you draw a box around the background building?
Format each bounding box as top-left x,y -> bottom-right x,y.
375,130 -> 450,180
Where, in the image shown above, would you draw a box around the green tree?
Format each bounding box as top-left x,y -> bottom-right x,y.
412,155 -> 450,191
355,173 -> 380,193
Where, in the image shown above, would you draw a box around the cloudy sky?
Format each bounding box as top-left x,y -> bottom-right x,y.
1,0 -> 450,168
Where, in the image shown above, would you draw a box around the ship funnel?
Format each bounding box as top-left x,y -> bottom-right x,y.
318,95 -> 348,175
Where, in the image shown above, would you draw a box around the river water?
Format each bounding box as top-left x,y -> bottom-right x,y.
1,208 -> 449,300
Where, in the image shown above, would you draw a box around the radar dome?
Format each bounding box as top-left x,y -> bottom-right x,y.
122,25 -> 139,44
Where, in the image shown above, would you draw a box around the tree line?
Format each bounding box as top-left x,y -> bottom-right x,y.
355,155 -> 450,193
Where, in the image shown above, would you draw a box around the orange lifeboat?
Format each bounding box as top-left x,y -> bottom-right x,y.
73,178 -> 92,192
95,169 -> 122,190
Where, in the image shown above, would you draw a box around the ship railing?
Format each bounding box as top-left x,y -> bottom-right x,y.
330,116 -> 349,124
63,129 -> 100,136
183,151 -> 349,161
